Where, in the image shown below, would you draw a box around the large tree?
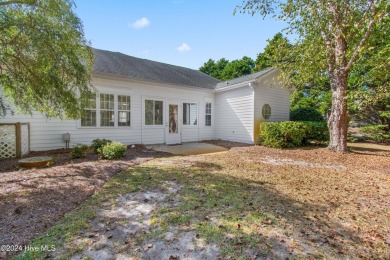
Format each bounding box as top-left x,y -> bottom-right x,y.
254,32 -> 291,72
0,0 -> 94,118
200,56 -> 255,81
221,56 -> 255,80
237,0 -> 388,152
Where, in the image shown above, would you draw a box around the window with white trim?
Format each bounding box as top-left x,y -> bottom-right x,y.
183,102 -> 198,125
100,94 -> 114,127
118,95 -> 131,127
81,93 -> 97,127
205,102 -> 212,126
80,93 -> 131,127
145,99 -> 163,125
262,104 -> 271,120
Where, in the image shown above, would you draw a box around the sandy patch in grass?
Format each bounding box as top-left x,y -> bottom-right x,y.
64,180 -> 220,260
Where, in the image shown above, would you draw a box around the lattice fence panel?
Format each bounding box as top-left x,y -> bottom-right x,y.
0,125 -> 16,159
21,124 -> 29,156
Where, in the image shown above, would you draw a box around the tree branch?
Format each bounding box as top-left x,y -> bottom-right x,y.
345,2 -> 383,73
0,0 -> 37,6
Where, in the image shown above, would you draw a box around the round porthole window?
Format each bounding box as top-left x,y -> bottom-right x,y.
262,104 -> 271,119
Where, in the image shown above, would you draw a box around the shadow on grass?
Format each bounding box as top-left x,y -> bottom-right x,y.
0,151 -> 170,259
140,162 -> 365,259
349,146 -> 390,154
14,158 -> 384,259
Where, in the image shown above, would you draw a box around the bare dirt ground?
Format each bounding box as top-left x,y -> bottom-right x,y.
0,145 -> 167,259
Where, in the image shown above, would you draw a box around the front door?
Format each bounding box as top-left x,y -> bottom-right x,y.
165,101 -> 181,145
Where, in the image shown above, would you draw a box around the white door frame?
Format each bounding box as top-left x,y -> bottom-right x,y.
165,100 -> 182,145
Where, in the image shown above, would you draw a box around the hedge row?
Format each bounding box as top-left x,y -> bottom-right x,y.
259,121 -> 329,148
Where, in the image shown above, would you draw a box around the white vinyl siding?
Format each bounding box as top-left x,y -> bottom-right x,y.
215,86 -> 254,144
0,70 -> 290,150
1,77 -> 215,150
254,78 -> 290,122
253,72 -> 290,143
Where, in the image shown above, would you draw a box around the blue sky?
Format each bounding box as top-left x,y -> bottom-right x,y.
74,0 -> 288,70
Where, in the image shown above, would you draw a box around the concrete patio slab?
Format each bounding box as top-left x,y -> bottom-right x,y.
146,142 -> 228,156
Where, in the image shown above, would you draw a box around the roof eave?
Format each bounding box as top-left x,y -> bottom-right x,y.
214,68 -> 276,93
214,79 -> 257,93
92,72 -> 216,92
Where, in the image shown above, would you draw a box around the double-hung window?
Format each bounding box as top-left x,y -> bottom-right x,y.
100,94 -> 114,127
145,99 -> 163,125
183,103 -> 197,126
118,95 -> 131,127
80,93 -> 131,127
205,102 -> 212,126
81,94 -> 97,127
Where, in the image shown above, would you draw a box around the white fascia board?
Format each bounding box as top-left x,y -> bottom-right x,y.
214,79 -> 256,93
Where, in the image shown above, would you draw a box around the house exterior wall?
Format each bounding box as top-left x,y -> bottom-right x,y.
214,86 -> 255,144
253,71 -> 290,143
0,76 -> 215,151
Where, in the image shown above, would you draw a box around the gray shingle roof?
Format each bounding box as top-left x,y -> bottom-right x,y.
93,48 -> 220,90
215,67 -> 275,90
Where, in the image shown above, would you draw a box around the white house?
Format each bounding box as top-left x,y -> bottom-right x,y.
0,49 -> 290,151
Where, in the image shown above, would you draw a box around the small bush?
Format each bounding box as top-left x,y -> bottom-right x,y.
259,121 -> 329,148
70,144 -> 89,158
290,108 -> 324,122
360,124 -> 390,143
97,141 -> 127,160
91,138 -> 112,153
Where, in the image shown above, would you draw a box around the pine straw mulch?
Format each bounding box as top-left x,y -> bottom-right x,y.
196,141 -> 390,258
0,145 -> 168,258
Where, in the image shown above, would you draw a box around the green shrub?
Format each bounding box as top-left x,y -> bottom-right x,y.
97,141 -> 127,160
303,121 -> 329,143
290,108 -> 324,122
259,121 -> 329,148
70,144 -> 90,158
91,138 -> 112,153
360,124 -> 390,143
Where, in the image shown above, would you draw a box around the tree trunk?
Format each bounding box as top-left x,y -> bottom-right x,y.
327,71 -> 348,152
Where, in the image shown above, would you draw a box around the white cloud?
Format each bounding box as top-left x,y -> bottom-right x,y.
176,43 -> 191,53
131,17 -> 150,29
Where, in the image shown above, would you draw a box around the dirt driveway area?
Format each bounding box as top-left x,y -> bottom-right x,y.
11,141 -> 389,259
